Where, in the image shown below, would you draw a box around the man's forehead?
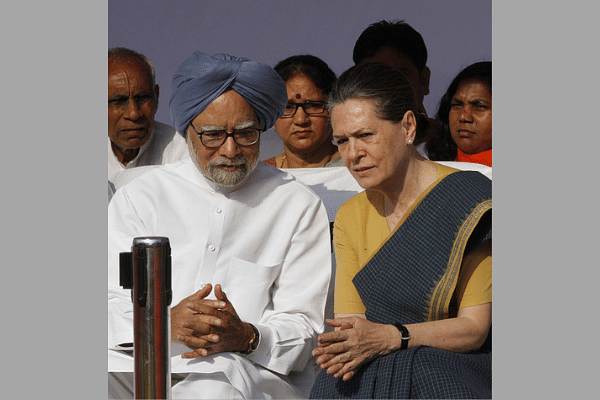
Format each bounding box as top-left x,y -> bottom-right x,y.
194,120 -> 257,131
109,58 -> 152,84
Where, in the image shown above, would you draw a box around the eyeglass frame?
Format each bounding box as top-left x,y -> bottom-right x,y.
189,124 -> 262,148
280,101 -> 328,118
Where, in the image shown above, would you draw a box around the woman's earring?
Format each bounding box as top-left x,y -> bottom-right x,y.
407,139 -> 413,144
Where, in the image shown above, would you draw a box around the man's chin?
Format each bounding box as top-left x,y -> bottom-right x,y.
209,165 -> 249,186
118,136 -> 151,150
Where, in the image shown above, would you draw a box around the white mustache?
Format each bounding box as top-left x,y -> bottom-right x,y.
210,157 -> 247,167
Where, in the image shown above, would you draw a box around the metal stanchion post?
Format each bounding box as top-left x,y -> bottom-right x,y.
120,237 -> 173,399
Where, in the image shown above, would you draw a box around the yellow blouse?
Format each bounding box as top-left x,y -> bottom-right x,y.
333,163 -> 492,315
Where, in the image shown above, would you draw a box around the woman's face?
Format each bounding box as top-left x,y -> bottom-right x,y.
449,78 -> 492,154
331,98 -> 415,193
273,74 -> 332,153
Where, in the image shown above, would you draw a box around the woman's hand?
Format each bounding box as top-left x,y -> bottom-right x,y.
312,304 -> 492,381
312,316 -> 402,381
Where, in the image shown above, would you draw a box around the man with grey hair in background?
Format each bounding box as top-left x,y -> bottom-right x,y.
107,47 -> 188,190
108,51 -> 332,398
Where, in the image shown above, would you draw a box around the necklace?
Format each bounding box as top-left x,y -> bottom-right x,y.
278,153 -> 332,168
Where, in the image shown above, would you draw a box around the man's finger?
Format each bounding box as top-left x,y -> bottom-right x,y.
214,284 -> 228,302
188,283 -> 212,301
184,315 -> 223,333
174,333 -> 209,349
186,302 -> 226,315
181,348 -> 207,359
213,284 -> 238,315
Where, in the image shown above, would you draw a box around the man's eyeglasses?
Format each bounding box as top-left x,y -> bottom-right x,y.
281,101 -> 328,118
190,125 -> 262,148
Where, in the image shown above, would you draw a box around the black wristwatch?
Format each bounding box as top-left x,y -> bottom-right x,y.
393,323 -> 411,350
241,323 -> 260,355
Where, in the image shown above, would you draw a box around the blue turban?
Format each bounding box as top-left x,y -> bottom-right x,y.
169,52 -> 287,135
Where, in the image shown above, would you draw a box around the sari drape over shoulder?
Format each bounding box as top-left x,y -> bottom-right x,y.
311,171 -> 492,399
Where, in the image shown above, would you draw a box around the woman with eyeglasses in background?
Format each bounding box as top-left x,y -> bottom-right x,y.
264,55 -> 345,168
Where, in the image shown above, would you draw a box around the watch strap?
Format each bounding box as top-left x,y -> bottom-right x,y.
393,323 -> 410,350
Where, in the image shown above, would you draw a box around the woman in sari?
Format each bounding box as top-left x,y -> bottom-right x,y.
263,55 -> 344,168
310,62 -> 492,399
426,61 -> 492,166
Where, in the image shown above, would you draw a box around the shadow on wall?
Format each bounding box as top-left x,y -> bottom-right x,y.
259,129 -> 284,160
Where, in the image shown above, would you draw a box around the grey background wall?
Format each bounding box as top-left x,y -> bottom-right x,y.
108,0 -> 491,158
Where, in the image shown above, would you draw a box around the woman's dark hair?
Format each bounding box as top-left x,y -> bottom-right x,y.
328,62 -> 430,141
274,54 -> 337,96
426,61 -> 492,160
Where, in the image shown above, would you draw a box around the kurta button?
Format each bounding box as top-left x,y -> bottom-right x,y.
208,245 -> 216,252
216,208 -> 222,214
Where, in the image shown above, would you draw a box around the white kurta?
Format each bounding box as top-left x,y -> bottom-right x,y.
108,160 -> 332,398
107,121 -> 189,185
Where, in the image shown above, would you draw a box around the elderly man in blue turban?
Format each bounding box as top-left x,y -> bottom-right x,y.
107,52 -> 332,399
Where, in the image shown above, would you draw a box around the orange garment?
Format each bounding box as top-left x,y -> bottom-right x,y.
262,157 -> 276,167
457,148 -> 492,167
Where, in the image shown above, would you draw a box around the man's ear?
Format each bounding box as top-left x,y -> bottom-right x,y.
420,67 -> 431,96
154,84 -> 160,102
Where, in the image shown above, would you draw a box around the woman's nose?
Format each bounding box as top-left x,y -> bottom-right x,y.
458,106 -> 473,122
347,140 -> 363,161
293,106 -> 310,125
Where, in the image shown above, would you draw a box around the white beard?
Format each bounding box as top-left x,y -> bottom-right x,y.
188,137 -> 260,187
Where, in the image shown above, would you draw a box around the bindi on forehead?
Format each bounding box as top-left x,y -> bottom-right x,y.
295,93 -> 302,99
